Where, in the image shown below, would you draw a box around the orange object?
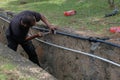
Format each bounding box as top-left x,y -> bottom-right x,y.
109,26 -> 120,33
64,10 -> 76,16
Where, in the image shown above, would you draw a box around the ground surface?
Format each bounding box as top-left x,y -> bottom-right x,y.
0,43 -> 56,80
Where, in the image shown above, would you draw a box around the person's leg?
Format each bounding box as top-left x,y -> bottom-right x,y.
21,41 -> 40,66
6,36 -> 18,51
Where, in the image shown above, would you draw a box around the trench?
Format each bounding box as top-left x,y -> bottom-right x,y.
0,12 -> 120,80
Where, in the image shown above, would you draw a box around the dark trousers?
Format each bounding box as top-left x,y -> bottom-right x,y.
6,36 -> 40,66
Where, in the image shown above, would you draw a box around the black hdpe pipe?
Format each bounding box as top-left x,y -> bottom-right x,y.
0,14 -> 120,48
0,14 -> 11,20
32,26 -> 89,40
32,26 -> 120,48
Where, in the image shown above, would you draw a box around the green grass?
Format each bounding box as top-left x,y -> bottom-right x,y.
0,63 -> 15,71
0,56 -> 37,80
0,0 -> 120,35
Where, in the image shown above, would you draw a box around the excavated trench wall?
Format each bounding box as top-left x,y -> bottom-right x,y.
35,34 -> 120,80
0,16 -> 120,80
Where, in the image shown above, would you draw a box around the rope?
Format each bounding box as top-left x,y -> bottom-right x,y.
35,38 -> 120,67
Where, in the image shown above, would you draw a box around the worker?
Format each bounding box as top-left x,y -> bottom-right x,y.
5,10 -> 57,67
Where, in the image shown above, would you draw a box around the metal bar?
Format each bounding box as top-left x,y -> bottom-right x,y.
35,38 -> 120,67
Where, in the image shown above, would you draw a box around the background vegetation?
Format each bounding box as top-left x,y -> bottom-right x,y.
0,0 -> 120,35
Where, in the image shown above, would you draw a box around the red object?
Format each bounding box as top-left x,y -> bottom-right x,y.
109,26 -> 120,33
64,10 -> 76,16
